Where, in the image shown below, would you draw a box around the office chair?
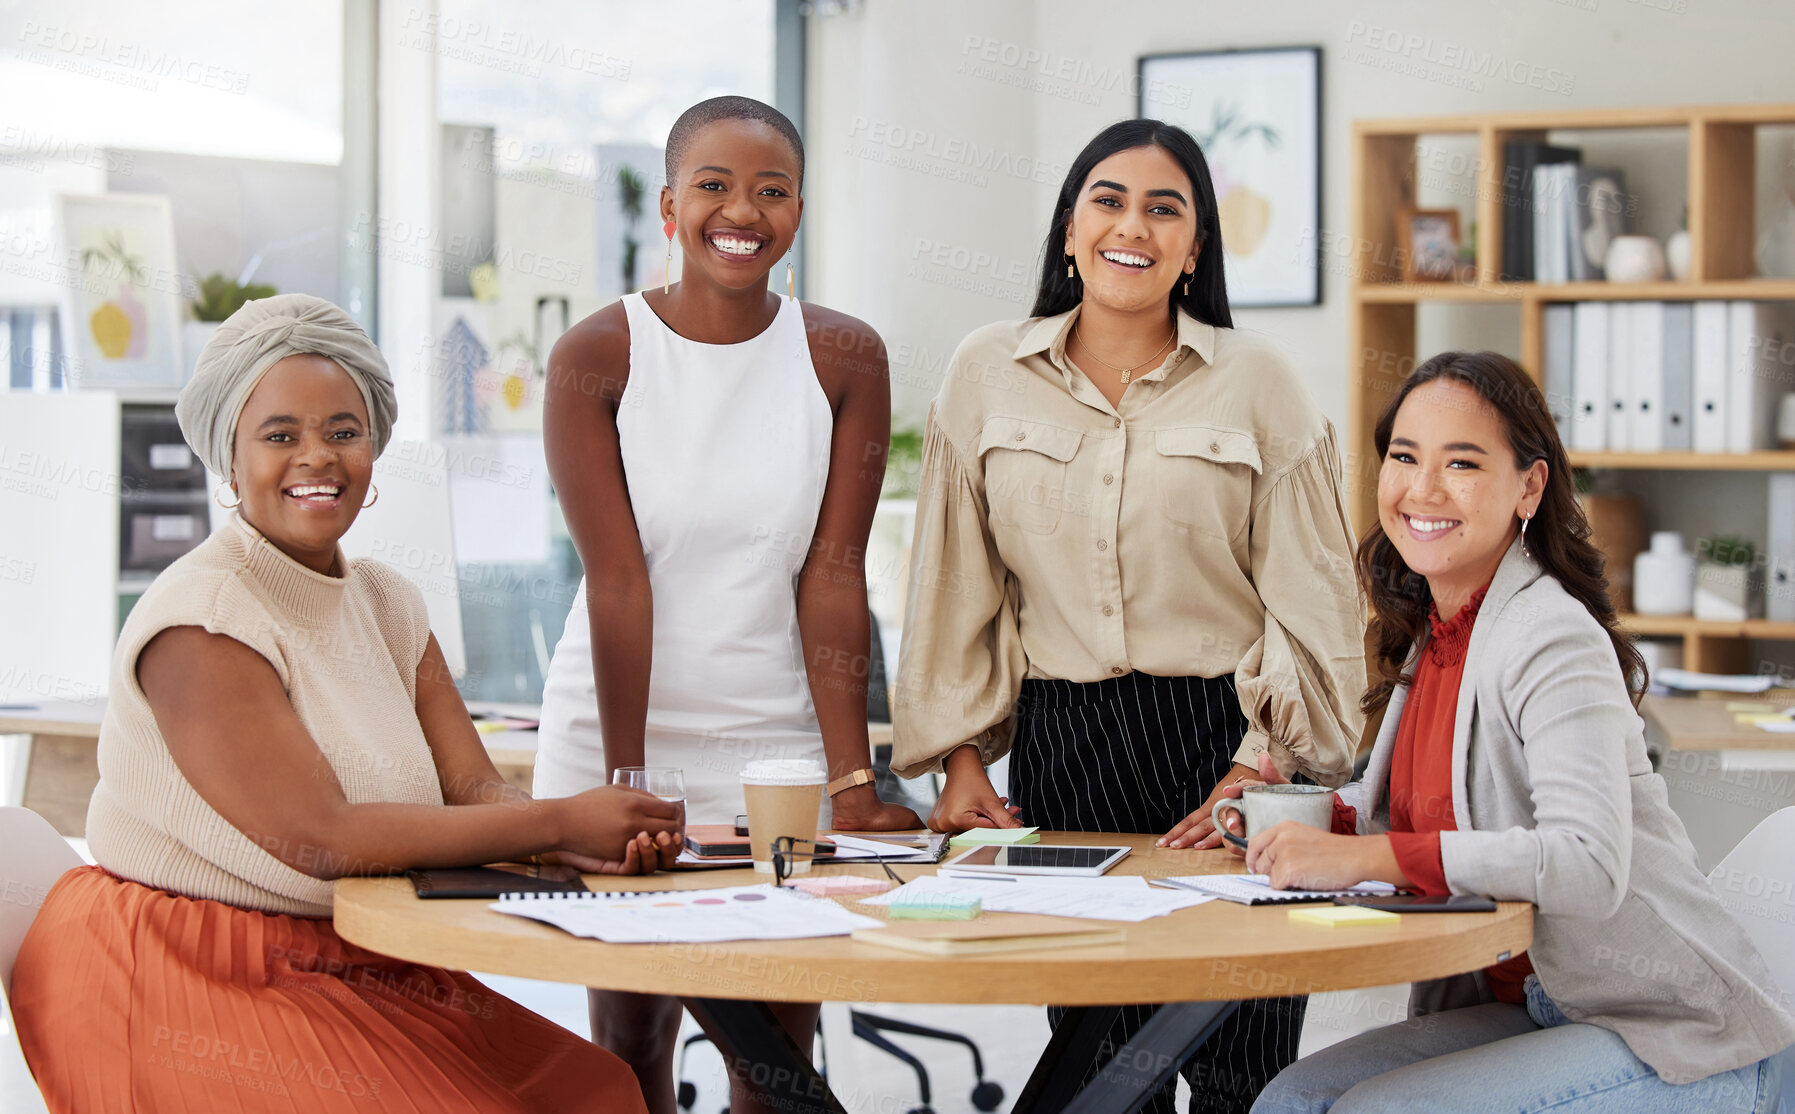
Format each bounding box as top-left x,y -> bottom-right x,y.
673,611 -> 1005,1114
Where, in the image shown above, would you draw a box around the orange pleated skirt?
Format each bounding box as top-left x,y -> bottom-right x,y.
12,866 -> 648,1114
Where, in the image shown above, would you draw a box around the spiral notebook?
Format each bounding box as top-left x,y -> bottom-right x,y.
1153,875 -> 1399,906
490,884 -> 882,944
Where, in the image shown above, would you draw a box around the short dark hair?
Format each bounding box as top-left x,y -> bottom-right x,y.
664,96 -> 804,188
1031,118 -> 1230,328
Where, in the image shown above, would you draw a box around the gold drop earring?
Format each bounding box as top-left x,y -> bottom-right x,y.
663,219 -> 676,293
787,250 -> 795,301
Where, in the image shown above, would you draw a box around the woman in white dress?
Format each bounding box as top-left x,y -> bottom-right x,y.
535,96 -> 922,1114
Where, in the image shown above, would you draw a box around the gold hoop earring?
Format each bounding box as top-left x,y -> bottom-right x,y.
213,482 -> 240,509
362,485 -> 379,509
663,219 -> 675,294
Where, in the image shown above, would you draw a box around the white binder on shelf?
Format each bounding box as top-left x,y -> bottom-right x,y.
1607,302 -> 1633,453
1660,303 -> 1694,452
1727,301 -> 1791,453
1571,301 -> 1609,452
1770,474 -> 1795,623
1629,301 -> 1665,454
1692,301 -> 1729,453
1544,304 -> 1575,442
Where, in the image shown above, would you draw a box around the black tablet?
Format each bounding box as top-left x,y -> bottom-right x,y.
1333,893 -> 1498,913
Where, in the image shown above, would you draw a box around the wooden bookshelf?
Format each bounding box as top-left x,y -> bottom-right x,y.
1349,104 -> 1795,670
1566,451 -> 1795,471
1357,279 -> 1795,304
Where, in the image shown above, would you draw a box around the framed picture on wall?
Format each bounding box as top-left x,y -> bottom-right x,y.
1137,46 -> 1322,307
52,193 -> 186,390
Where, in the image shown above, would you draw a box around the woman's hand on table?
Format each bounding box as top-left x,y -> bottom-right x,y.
927,744 -> 1023,834
830,783 -> 925,831
543,831 -> 675,875
1160,757 -> 1283,849
1246,824 -> 1398,891
553,786 -> 684,872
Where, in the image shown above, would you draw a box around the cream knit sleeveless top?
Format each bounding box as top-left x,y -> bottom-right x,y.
84,514 -> 443,917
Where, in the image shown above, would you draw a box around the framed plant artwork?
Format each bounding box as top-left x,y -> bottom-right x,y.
1398,208 -> 1462,283
52,192 -> 186,390
1138,46 -> 1322,307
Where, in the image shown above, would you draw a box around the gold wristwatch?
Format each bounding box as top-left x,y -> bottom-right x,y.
826,768 -> 876,797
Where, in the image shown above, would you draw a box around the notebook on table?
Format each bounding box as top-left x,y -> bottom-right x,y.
407,865 -> 588,899
1153,874 -> 1399,906
851,915 -> 1125,956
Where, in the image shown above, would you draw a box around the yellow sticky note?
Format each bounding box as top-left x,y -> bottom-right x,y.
949,827 -> 1041,848
1726,702 -> 1776,713
1288,905 -> 1401,928
1735,714 -> 1788,725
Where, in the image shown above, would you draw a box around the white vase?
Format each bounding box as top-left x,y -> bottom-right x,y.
1665,229 -> 1691,281
1633,532 -> 1694,616
1605,235 -> 1665,283
1694,561 -> 1762,622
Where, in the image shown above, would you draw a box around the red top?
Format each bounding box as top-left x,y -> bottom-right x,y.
1336,583 -> 1532,1004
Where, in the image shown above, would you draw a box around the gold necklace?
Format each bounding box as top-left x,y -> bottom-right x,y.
1072,323 -> 1177,385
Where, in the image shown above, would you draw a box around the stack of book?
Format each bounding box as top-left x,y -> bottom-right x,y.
1501,141 -> 1630,283
1542,301 -> 1795,453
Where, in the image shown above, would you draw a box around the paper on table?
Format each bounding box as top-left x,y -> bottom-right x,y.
827,834 -> 937,862
862,874 -> 1214,922
1158,875 -> 1397,905
490,885 -> 882,944
1756,720 -> 1795,734
1656,670 -> 1777,694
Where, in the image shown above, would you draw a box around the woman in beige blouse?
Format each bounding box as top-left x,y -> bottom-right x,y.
892,119 -> 1366,1114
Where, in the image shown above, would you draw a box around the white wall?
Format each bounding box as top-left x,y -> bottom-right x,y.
807,0 -> 1795,431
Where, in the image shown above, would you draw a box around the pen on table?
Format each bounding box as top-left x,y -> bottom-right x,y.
938,871 -> 1018,881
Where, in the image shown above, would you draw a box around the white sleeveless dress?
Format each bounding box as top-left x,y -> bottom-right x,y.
534,292 -> 835,824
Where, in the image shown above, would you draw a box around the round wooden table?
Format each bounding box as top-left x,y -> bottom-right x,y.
335,832 -> 1531,1114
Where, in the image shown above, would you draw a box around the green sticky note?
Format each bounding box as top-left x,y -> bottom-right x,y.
949,826 -> 1041,848
888,894 -> 982,920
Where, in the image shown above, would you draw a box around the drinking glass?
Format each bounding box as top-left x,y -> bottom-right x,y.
611,766 -> 686,825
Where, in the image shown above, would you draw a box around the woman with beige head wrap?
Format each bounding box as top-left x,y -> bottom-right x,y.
11,294 -> 669,1113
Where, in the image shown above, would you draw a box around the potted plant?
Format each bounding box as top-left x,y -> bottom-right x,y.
186,272 -> 276,380
1693,535 -> 1762,622
883,427 -> 924,499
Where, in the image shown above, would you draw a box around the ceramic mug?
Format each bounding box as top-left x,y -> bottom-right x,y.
1211,784 -> 1334,849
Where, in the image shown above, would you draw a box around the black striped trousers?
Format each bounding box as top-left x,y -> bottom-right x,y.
1009,672 -> 1306,1114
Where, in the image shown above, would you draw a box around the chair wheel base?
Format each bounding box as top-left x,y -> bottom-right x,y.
971,1079 -> 1005,1110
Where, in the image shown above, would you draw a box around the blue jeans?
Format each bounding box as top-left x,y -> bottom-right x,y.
1252,976 -> 1784,1113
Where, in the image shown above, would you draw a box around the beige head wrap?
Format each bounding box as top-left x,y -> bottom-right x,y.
175,294 -> 397,479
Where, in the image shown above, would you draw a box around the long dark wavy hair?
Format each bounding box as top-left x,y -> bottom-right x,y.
1029,119 -> 1232,328
1357,351 -> 1648,715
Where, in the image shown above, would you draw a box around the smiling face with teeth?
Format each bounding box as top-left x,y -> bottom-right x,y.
661,118 -> 802,297
1378,379 -> 1547,616
1063,145 -> 1202,314
230,354 -> 374,575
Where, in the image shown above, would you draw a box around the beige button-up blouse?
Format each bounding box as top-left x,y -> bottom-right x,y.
891,306 -> 1366,786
